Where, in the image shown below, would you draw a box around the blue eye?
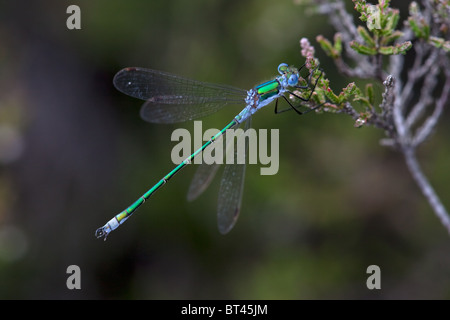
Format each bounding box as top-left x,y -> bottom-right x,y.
277,63 -> 288,74
288,74 -> 298,86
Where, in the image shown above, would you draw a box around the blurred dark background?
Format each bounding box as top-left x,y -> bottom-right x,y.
0,0 -> 449,299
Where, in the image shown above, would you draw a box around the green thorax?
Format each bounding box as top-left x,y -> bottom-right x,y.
255,79 -> 280,101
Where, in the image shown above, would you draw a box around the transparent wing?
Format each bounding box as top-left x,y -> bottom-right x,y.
186,122 -> 240,202
187,162 -> 221,202
217,118 -> 251,234
113,67 -> 247,123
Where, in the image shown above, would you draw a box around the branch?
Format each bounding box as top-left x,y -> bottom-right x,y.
303,0 -> 450,235
314,0 -> 375,78
405,54 -> 439,130
402,146 -> 450,234
413,62 -> 450,146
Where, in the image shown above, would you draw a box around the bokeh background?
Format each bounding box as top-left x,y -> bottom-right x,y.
1,0 -> 449,299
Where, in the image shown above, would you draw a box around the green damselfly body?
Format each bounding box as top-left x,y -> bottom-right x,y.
95,63 -> 322,240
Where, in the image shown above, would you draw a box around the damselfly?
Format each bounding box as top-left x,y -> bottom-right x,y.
95,63 -> 322,240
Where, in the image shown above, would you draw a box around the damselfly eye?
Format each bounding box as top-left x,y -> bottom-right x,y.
288,74 -> 298,86
277,63 -> 288,74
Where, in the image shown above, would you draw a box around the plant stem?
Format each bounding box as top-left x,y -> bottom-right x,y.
402,145 -> 450,234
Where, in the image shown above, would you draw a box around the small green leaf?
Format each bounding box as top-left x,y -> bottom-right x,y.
353,95 -> 372,109
342,82 -> 361,98
382,30 -> 403,45
350,40 -> 378,55
408,17 -> 426,38
324,87 -> 341,104
378,46 -> 394,55
353,0 -> 368,20
365,83 -> 374,106
383,9 -> 400,33
334,33 -> 343,56
316,35 -> 341,59
421,19 -> 430,39
357,26 -> 376,47
429,36 -> 450,52
407,2 -> 430,40
378,41 -> 412,55
316,35 -> 333,55
396,41 -> 413,54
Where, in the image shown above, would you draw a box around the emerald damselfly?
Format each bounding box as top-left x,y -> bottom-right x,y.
95,63 -> 322,240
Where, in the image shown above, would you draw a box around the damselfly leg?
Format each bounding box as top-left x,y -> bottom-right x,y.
274,65 -> 323,115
